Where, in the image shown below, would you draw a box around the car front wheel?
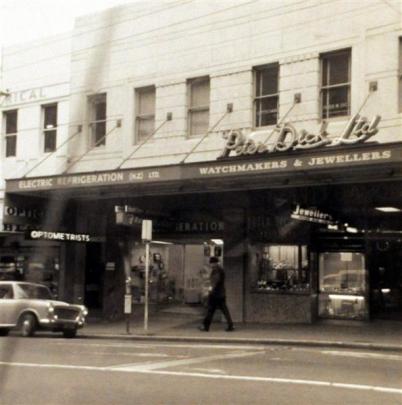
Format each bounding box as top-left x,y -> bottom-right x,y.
19,313 -> 37,337
0,328 -> 10,336
62,328 -> 77,338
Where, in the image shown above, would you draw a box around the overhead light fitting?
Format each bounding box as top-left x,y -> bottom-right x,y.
375,207 -> 401,213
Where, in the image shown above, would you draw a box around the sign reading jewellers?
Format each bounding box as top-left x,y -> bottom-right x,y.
291,205 -> 335,225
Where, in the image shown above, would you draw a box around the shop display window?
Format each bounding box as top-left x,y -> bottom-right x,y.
318,252 -> 368,320
251,244 -> 310,293
319,252 -> 366,294
0,252 -> 60,297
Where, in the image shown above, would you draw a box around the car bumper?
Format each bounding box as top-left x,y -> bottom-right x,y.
39,318 -> 85,330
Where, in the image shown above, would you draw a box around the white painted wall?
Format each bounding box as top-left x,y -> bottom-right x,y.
1,0 -> 402,176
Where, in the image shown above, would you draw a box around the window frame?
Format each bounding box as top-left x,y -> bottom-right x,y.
88,93 -> 107,148
253,63 -> 279,128
135,85 -> 156,143
187,76 -> 210,137
42,103 -> 58,153
320,49 -> 351,120
3,109 -> 18,158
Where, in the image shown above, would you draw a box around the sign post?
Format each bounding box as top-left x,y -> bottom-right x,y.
141,220 -> 152,332
124,293 -> 132,334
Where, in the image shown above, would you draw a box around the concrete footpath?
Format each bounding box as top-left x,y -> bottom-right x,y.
81,311 -> 402,353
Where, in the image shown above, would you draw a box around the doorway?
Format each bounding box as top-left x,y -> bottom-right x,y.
369,239 -> 402,321
84,243 -> 103,310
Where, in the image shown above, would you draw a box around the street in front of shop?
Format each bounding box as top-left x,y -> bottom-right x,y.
1,334 -> 402,405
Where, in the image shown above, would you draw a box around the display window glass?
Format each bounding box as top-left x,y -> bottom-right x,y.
0,249 -> 60,297
250,244 -> 310,293
318,251 -> 368,320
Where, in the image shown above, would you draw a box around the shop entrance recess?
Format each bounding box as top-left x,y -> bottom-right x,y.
369,238 -> 402,321
127,239 -> 223,314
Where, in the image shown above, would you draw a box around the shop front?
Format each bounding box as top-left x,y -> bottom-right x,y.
4,137 -> 402,323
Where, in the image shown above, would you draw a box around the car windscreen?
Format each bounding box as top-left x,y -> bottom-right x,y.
16,284 -> 53,300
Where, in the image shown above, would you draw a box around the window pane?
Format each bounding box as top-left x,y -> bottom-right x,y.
138,88 -> 155,115
5,110 -> 17,134
256,96 -> 278,126
319,252 -> 366,294
322,87 -> 349,118
251,244 -> 310,292
44,105 -> 57,128
327,52 -> 350,85
44,130 -> 57,153
137,117 -> 155,140
190,110 -> 209,135
190,78 -> 210,107
95,101 -> 106,121
6,135 -> 16,157
257,67 -> 278,96
93,122 -> 106,146
318,252 -> 367,320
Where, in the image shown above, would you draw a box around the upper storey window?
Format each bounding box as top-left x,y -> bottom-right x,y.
254,64 -> 279,127
187,76 -> 210,136
89,93 -> 107,147
43,104 -> 57,153
321,49 -> 351,119
3,110 -> 17,157
135,86 -> 155,142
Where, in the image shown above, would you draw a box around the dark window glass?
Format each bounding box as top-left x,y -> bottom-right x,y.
5,135 -> 17,157
4,110 -> 17,157
90,94 -> 106,147
254,64 -> 279,127
188,77 -> 210,136
136,87 -> 155,142
0,285 -> 13,299
94,121 -> 106,145
322,87 -> 349,118
5,110 -> 17,134
321,50 -> 351,119
44,130 -> 57,153
43,104 -> 57,153
256,97 -> 278,127
95,101 -> 106,121
44,105 -> 57,128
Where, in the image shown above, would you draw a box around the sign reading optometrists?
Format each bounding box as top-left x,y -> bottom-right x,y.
27,230 -> 92,242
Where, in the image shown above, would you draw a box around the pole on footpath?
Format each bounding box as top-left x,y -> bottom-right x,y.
141,219 -> 152,333
144,241 -> 150,332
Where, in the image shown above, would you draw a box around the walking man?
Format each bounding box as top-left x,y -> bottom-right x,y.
199,256 -> 234,332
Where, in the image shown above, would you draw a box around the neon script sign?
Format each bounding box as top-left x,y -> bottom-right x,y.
219,114 -> 381,158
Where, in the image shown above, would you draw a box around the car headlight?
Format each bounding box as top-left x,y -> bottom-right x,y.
81,306 -> 88,317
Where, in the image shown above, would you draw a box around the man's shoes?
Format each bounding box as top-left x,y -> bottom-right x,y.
198,326 -> 209,332
225,325 -> 235,332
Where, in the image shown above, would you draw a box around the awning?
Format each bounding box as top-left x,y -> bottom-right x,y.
5,142 -> 402,198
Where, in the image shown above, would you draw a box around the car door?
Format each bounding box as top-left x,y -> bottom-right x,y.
0,284 -> 17,326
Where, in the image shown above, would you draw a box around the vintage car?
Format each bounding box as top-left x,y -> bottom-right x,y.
0,281 -> 88,338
